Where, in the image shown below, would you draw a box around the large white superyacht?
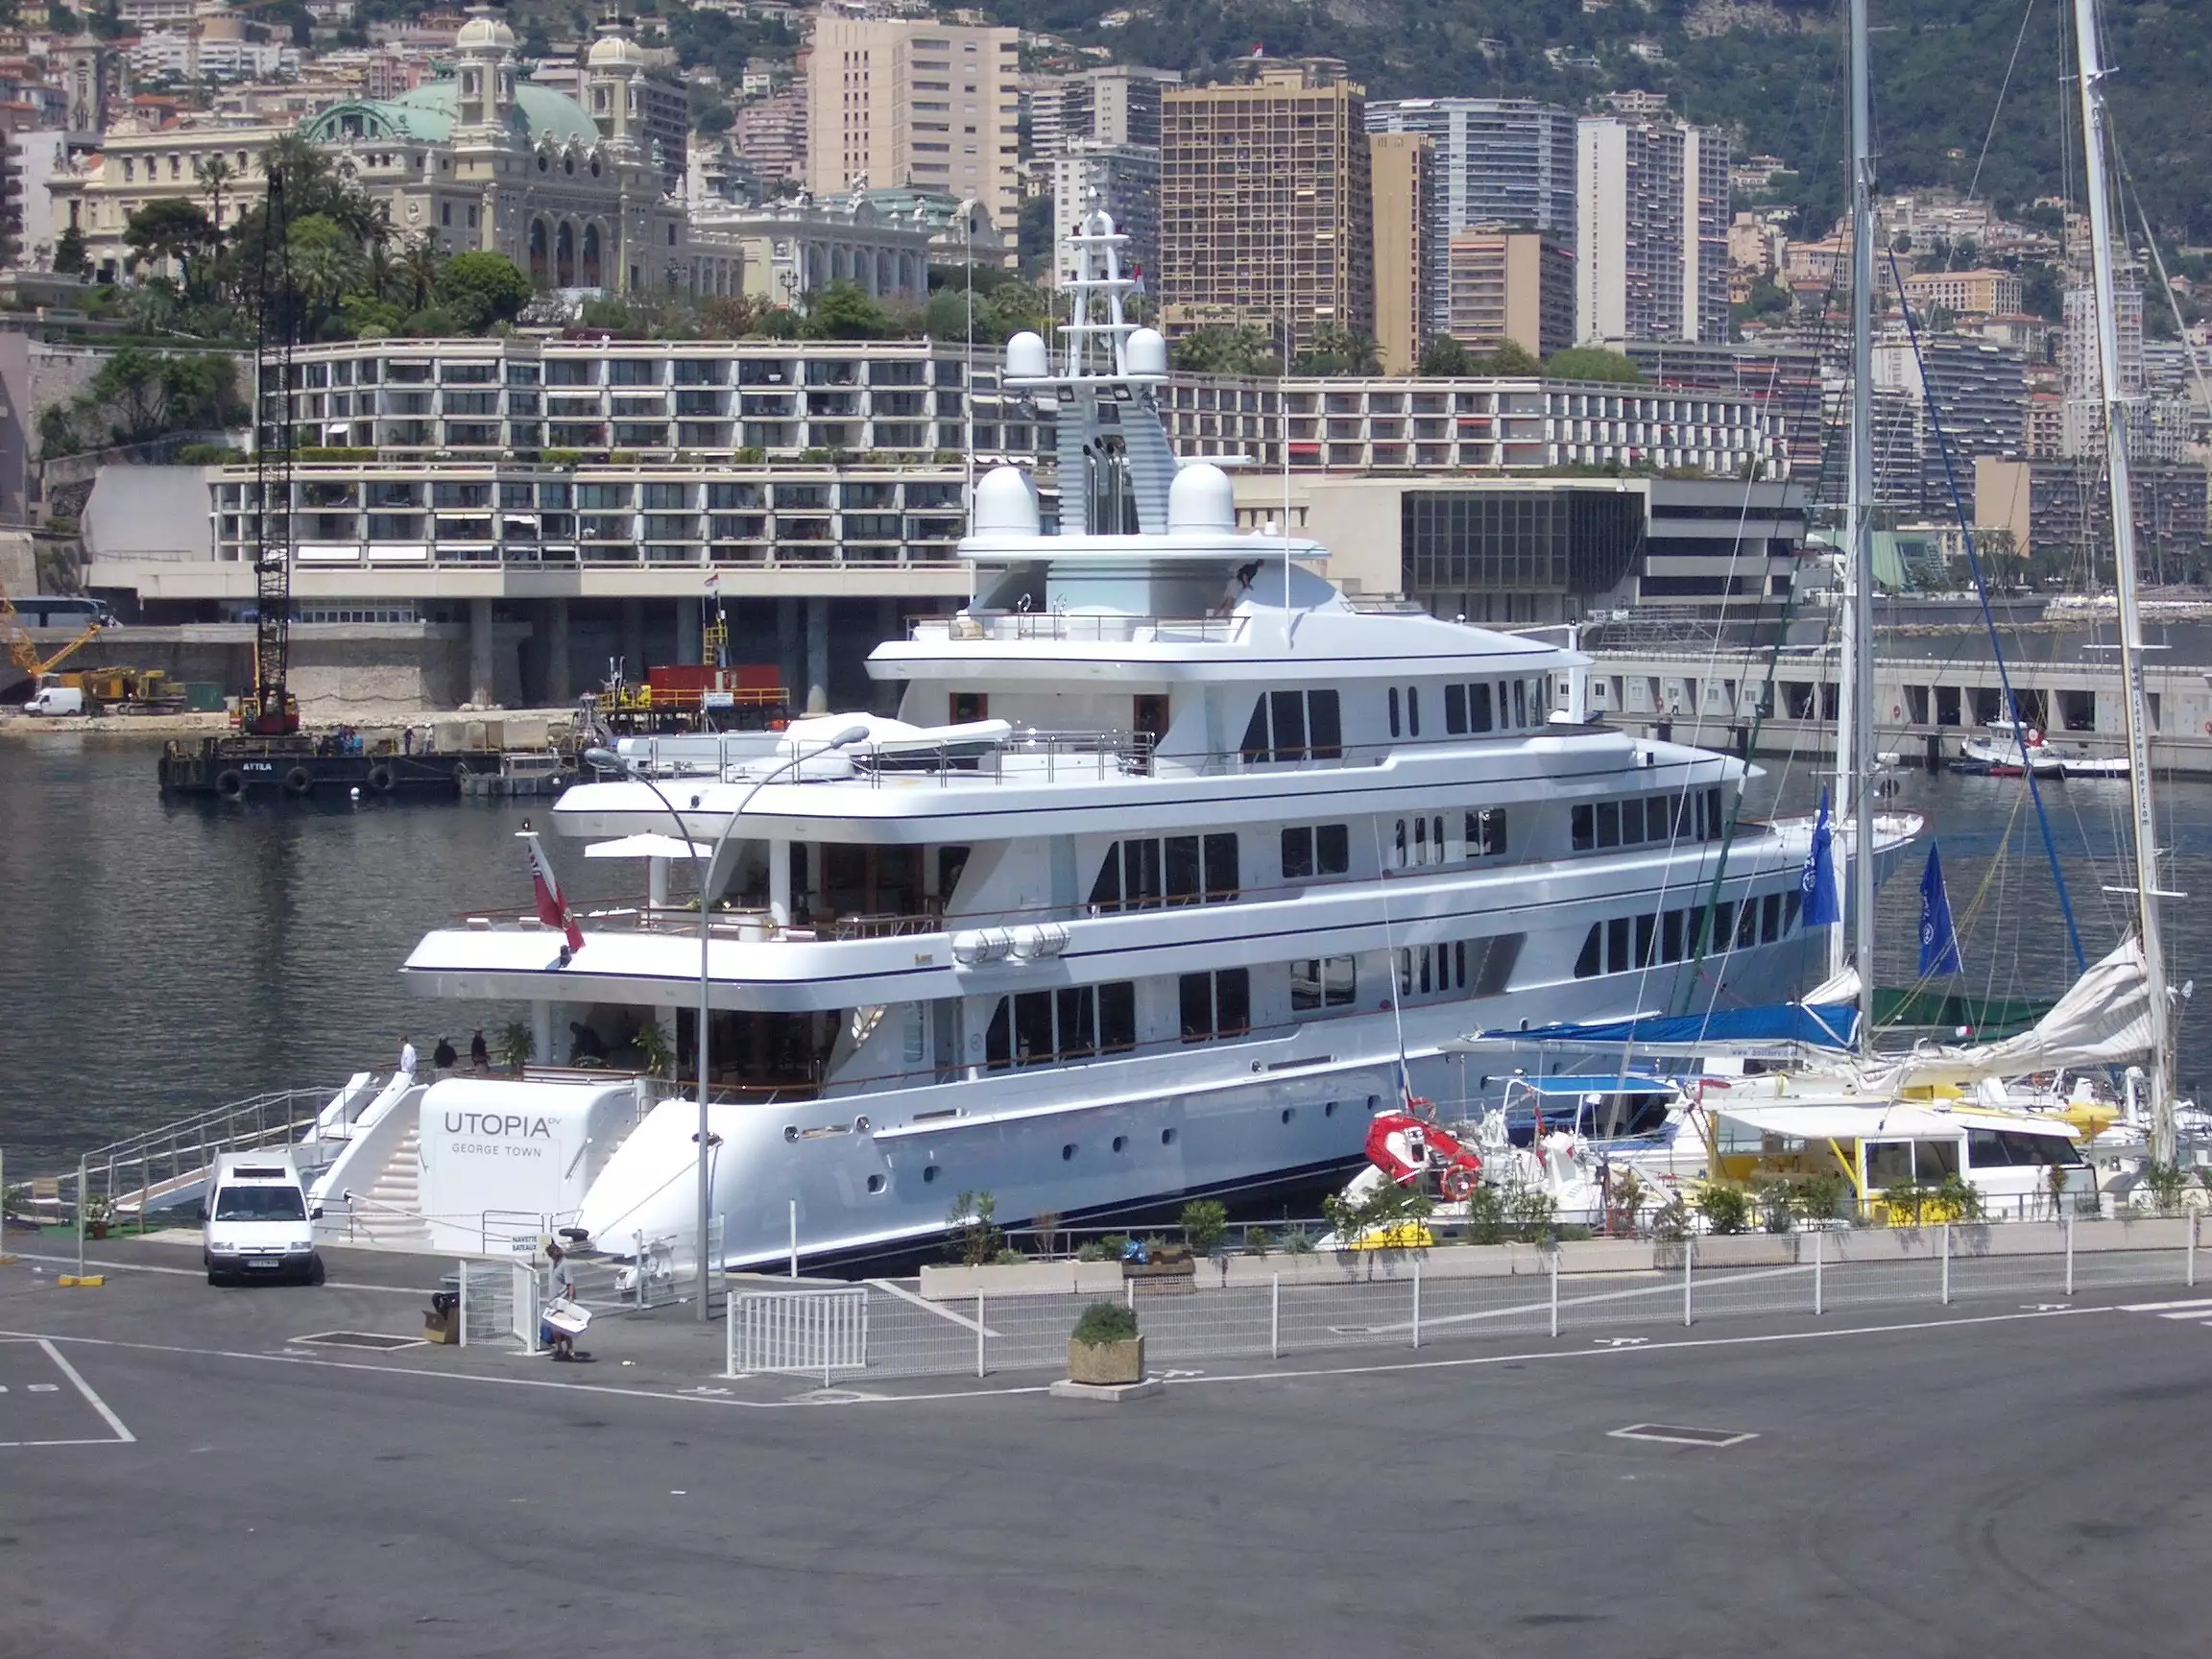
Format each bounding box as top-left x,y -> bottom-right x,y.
393,212 -> 1917,1270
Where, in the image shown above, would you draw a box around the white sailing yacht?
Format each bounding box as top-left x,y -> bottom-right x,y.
389,210 -> 1917,1270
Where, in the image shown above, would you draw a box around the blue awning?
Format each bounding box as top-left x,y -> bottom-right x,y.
1456,1002 -> 1861,1053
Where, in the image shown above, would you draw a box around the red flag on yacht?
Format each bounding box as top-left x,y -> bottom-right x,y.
526,830 -> 585,953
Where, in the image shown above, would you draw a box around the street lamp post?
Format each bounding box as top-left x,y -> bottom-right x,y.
585,724 -> 870,1317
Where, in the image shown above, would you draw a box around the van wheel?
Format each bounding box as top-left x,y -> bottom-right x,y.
206,1268 -> 227,1286
305,1258 -> 325,1286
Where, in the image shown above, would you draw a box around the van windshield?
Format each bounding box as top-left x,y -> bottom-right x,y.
214,1186 -> 305,1221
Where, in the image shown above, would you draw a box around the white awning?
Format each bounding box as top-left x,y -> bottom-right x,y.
585,833 -> 710,860
1711,1102 -> 1965,1142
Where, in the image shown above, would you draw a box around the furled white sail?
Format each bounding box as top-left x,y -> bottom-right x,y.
1863,936 -> 2153,1090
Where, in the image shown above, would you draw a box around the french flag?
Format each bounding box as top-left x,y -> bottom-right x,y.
524,827 -> 585,954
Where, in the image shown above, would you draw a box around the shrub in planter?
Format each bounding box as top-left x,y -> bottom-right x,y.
1068,1300 -> 1143,1386
1695,1185 -> 1751,1236
1180,1198 -> 1229,1257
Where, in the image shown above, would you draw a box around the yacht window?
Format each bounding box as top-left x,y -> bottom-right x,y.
1240,689 -> 1342,763
1714,902 -> 1736,950
1092,834 -> 1238,911
1916,1139 -> 1960,1181
1784,891 -> 1801,933
2002,1129 -> 2081,1167
984,981 -> 1136,1068
1468,932 -> 1522,995
1407,685 -> 1421,736
1662,909 -> 1684,962
1281,824 -> 1350,880
1387,685 -> 1400,739
1865,1141 -> 1914,1188
1471,682 -> 1494,733
1635,914 -> 1656,968
1178,969 -> 1250,1041
1445,684 -> 1464,733
1762,893 -> 1783,941
1735,901 -> 1760,950
1606,917 -> 1630,973
1596,802 -> 1621,849
1467,808 -> 1506,859
1290,955 -> 1356,1012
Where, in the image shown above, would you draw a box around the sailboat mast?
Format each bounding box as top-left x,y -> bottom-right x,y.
1838,0 -> 1878,1044
2072,0 -> 2175,1162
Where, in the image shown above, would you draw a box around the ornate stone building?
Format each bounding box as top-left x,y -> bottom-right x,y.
301,8 -> 736,296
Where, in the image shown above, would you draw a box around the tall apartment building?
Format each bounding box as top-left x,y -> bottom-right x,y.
1160,60 -> 1374,357
1365,97 -> 1577,342
2063,268 -> 2192,464
1368,132 -> 1430,374
1871,331 -> 2026,513
1445,230 -> 1574,359
1575,104 -> 1730,346
733,83 -> 806,187
1051,140 -> 1160,286
1028,63 -> 1180,167
805,16 -> 1021,239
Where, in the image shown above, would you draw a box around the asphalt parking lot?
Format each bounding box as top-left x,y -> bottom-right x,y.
4,1237 -> 2210,1658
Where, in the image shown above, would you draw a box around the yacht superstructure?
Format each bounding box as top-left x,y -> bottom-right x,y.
398,210 -> 1918,1269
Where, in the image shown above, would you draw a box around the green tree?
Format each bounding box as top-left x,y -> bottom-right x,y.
1484,340 -> 1543,376
193,154 -> 238,248
399,231 -> 444,312
1290,323 -> 1380,376
123,198 -> 215,282
438,251 -> 533,330
53,222 -> 89,277
1169,325 -> 1278,376
1419,335 -> 1474,375
286,213 -> 366,337
1543,345 -> 1644,383
803,278 -> 896,340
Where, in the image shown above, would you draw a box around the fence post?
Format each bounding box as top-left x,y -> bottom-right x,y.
1814,1227 -> 1824,1317
1270,1273 -> 1280,1360
2065,1210 -> 2075,1297
2190,1209 -> 2198,1289
975,1293 -> 985,1380
1125,1275 -> 1135,1311
788,1199 -> 798,1280
1940,1223 -> 1951,1306
457,1259 -> 469,1348
1411,1258 -> 1422,1350
76,1154 -> 86,1280
1549,1247 -> 1559,1339
725,1291 -> 736,1377
1683,1234 -> 1694,1327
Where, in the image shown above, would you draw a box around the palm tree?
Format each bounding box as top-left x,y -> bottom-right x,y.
400,231 -> 444,312
193,154 -> 237,249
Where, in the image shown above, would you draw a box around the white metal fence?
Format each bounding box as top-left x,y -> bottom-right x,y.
727,1286 -> 871,1385
726,1215 -> 2200,1382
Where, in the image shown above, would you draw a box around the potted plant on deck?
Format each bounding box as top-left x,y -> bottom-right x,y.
1068,1300 -> 1143,1387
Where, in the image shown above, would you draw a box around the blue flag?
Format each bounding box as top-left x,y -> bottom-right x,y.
1801,786 -> 1840,926
1918,843 -> 1962,976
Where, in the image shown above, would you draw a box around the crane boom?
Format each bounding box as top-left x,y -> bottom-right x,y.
238,166 -> 298,735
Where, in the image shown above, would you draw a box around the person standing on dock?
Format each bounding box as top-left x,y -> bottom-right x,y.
398,1036 -> 417,1078
469,1029 -> 489,1073
432,1036 -> 457,1076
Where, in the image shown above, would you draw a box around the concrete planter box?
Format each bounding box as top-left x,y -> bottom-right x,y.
1690,1235 -> 1800,1268
1069,1335 -> 1144,1386
1554,1238 -> 1661,1275
918,1261 -> 1124,1302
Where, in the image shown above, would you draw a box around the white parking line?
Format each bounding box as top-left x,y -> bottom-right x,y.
10,1250 -> 423,1295
0,1337 -> 134,1447
2117,1296 -> 2212,1314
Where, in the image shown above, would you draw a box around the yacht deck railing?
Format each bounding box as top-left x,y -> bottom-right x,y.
909,612 -> 1248,645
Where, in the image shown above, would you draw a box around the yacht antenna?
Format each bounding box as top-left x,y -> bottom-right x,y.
2073,0 -> 2175,1162
1837,0 -> 1877,1049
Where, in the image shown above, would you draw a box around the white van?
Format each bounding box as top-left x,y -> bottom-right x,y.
23,685 -> 84,716
204,1152 -> 325,1286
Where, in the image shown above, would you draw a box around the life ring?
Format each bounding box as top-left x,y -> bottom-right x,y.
1441,1167 -> 1477,1203
366,763 -> 397,794
1890,704 -> 1902,719
282,766 -> 313,795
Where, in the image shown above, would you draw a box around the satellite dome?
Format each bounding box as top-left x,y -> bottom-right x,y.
1004,331 -> 1048,379
1124,328 -> 1167,378
1166,462 -> 1236,535
972,465 -> 1040,537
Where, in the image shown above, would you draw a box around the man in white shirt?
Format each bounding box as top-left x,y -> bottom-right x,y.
398,1037 -> 418,1077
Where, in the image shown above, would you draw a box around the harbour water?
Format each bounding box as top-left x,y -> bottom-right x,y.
6,732 -> 2212,1170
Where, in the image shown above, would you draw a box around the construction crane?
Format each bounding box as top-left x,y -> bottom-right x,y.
0,579 -> 106,689
236,167 -> 298,735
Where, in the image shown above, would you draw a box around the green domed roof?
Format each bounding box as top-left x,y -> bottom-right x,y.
303,78 -> 601,147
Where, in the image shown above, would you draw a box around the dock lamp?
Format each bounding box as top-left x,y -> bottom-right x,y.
583,723 -> 872,1317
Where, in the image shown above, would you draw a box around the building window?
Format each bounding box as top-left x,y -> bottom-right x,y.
1178,969 -> 1250,1042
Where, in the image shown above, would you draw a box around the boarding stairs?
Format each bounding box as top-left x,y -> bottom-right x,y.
336,1124 -> 433,1249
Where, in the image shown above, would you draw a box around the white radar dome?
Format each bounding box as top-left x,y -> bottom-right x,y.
1166,462 -> 1236,535
1004,331 -> 1048,379
972,465 -> 1040,536
1124,327 -> 1167,378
